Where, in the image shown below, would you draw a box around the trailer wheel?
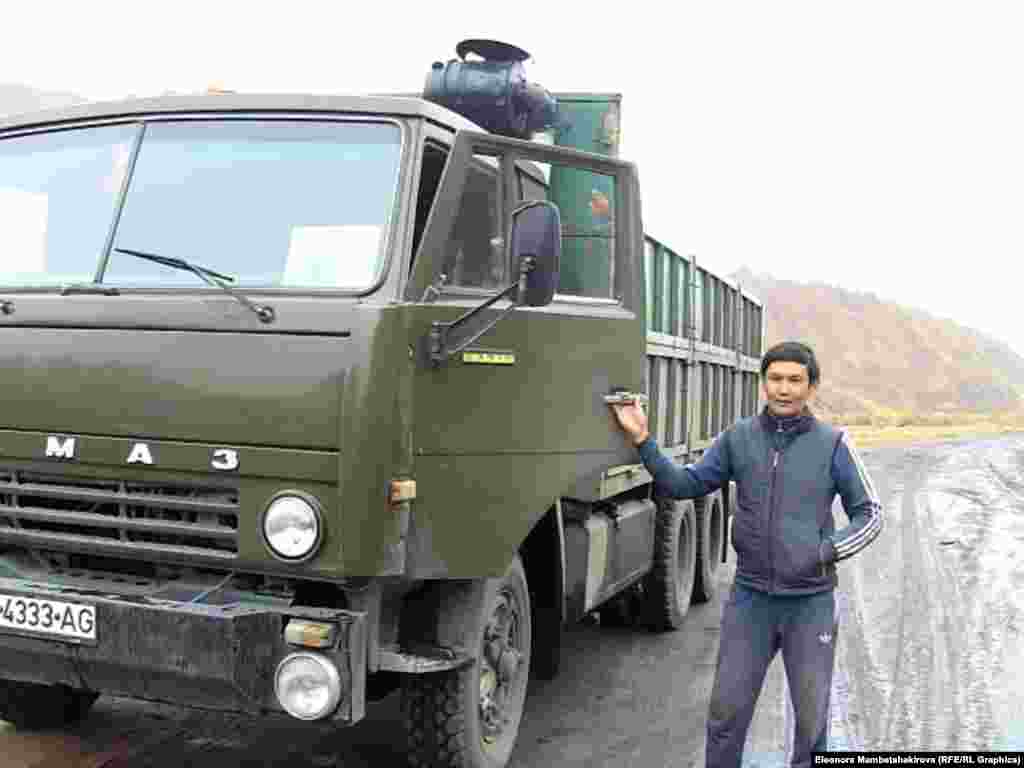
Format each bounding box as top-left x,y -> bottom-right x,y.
402,555 -> 531,768
641,499 -> 697,631
693,490 -> 724,603
0,680 -> 98,730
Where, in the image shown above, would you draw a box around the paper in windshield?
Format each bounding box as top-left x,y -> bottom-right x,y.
284,225 -> 382,288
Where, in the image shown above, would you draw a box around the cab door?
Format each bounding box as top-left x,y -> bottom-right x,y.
403,130 -> 646,577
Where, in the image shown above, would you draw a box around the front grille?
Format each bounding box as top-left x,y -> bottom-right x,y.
0,469 -> 239,558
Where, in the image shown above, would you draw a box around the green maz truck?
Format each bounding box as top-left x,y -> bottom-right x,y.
0,41 -> 763,768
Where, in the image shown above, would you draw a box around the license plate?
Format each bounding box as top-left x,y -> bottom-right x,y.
0,593 -> 97,643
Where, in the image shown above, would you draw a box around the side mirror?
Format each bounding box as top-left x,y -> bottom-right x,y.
510,201 -> 561,307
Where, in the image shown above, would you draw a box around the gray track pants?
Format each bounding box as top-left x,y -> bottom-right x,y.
705,584 -> 837,768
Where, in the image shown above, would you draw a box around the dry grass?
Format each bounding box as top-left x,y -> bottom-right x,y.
827,409 -> 1024,448
840,421 -> 1024,448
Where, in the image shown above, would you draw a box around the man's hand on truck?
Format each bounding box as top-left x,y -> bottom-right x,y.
608,401 -> 650,446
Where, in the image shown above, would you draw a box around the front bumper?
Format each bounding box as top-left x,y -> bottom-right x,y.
0,575 -> 366,723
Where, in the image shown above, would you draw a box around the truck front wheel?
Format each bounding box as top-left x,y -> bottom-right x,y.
0,679 -> 98,730
402,555 -> 532,768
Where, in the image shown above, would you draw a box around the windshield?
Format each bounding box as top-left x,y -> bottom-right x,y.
0,125 -> 136,286
0,119 -> 403,292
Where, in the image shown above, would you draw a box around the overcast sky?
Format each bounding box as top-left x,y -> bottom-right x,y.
3,2 -> 1023,353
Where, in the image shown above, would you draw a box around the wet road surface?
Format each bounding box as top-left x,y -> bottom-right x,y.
826,435 -> 1024,754
2,435 -> 1023,766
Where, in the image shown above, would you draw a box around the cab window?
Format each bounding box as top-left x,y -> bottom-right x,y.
440,154 -> 504,291
517,160 -> 617,300
518,166 -> 548,202
411,143 -> 448,266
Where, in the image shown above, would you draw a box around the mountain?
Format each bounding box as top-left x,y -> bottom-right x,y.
0,83 -> 85,118
732,267 -> 1024,419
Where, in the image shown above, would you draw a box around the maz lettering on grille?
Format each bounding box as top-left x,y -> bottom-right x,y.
43,436 -> 239,471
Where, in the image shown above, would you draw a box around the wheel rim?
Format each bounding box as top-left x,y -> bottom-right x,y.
479,586 -> 526,750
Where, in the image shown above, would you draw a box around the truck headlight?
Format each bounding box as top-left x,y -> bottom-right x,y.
275,652 -> 342,720
262,492 -> 322,561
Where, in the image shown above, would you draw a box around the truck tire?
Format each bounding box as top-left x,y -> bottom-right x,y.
401,555 -> 531,768
640,499 -> 697,631
693,490 -> 724,603
0,679 -> 98,730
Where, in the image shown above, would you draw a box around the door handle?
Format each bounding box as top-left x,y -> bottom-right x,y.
603,390 -> 648,408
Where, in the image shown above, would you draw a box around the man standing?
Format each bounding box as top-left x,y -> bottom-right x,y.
609,341 -> 882,768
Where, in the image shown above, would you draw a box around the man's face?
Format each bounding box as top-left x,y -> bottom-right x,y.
762,361 -> 816,418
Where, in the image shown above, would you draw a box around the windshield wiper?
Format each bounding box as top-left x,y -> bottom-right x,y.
60,283 -> 121,296
114,248 -> 275,324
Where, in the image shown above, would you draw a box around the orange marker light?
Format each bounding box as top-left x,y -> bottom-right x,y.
390,479 -> 417,504
284,619 -> 336,649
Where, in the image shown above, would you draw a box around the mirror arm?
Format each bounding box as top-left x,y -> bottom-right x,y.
428,257 -> 536,367
432,298 -> 518,364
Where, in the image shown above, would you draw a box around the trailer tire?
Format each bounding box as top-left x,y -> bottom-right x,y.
693,490 -> 724,603
0,680 -> 98,730
640,498 -> 697,632
402,555 -> 531,768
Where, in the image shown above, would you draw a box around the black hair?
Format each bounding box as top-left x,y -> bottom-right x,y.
760,341 -> 820,386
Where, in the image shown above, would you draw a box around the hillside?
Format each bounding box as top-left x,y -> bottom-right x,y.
732,267 -> 1024,421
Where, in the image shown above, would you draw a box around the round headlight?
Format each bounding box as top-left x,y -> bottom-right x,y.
262,493 -> 322,560
275,652 -> 342,720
